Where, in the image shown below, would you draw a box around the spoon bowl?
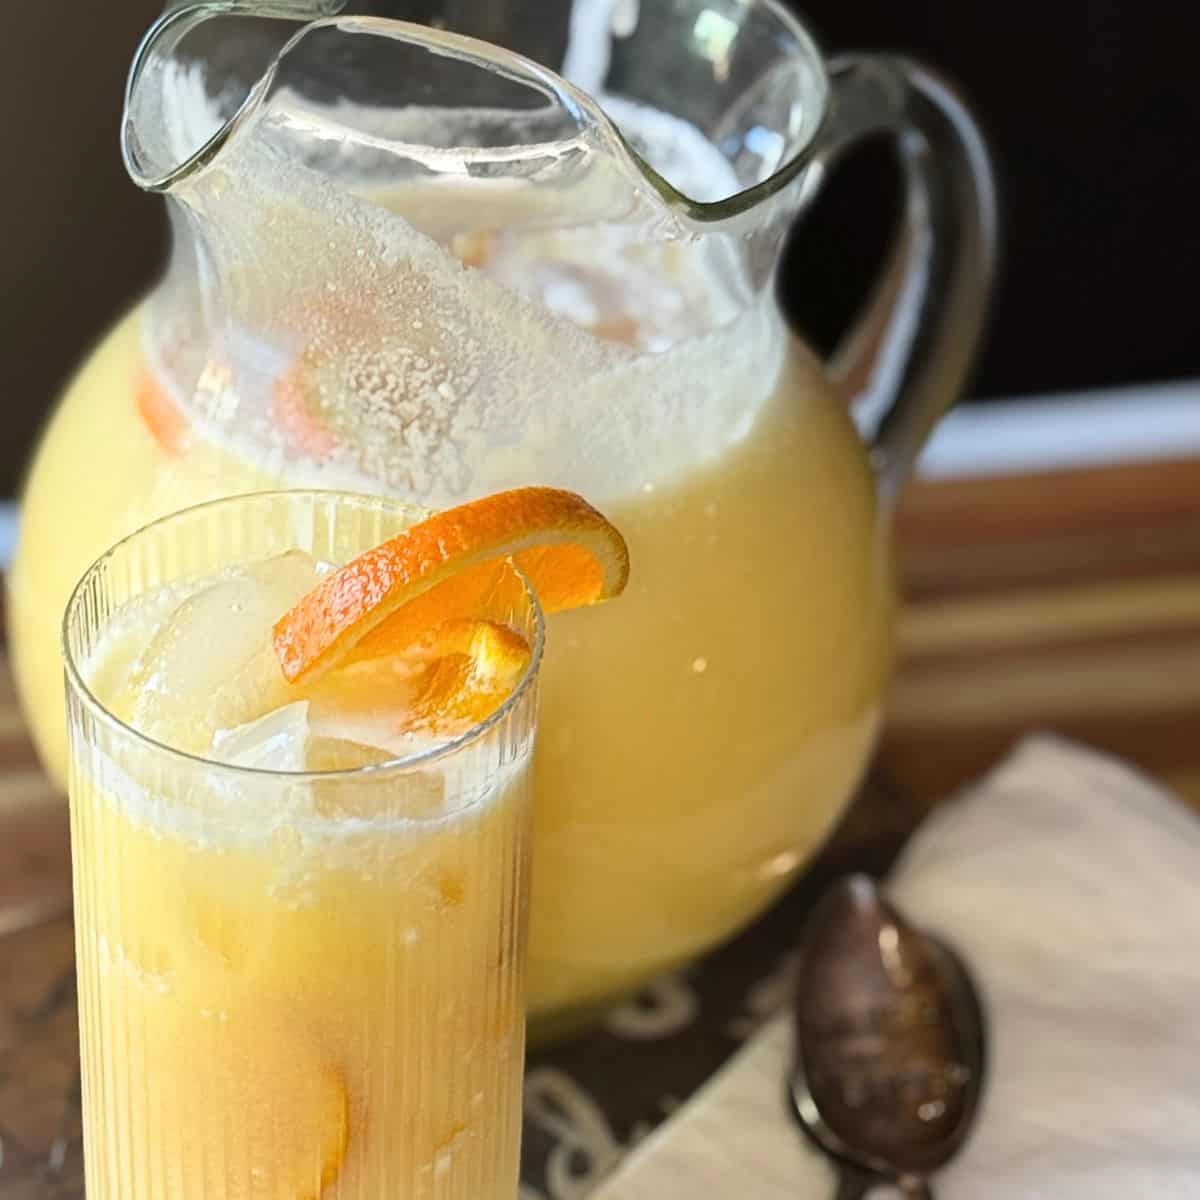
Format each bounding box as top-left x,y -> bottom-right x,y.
790,875 -> 986,1194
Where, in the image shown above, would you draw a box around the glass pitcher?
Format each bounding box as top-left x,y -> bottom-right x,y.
10,0 -> 995,1031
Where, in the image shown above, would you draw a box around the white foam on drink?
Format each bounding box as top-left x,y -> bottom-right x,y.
82,704 -> 529,855
147,56 -> 786,509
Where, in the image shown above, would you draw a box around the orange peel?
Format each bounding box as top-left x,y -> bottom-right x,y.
136,372 -> 189,455
271,355 -> 339,461
305,616 -> 533,735
273,487 -> 629,685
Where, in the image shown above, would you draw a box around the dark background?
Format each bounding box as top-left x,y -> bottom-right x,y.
3,3 -> 1198,496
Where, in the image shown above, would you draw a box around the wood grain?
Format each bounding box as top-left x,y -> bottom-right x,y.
882,456 -> 1200,809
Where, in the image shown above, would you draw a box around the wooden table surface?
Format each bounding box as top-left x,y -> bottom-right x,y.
1,453 -> 1198,1196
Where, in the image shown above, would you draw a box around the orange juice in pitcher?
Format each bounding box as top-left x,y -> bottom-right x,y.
13,0 -> 995,1027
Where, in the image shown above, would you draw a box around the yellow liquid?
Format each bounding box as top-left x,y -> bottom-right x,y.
14,306 -> 892,1021
73,583 -> 532,1198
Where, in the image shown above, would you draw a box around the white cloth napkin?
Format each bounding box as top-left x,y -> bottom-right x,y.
594,735 -> 1200,1199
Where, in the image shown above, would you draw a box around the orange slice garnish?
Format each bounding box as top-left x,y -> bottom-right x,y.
450,229 -> 497,268
272,355 -> 339,461
136,371 -> 189,455
309,616 -> 533,734
273,487 -> 628,684
410,619 -> 532,726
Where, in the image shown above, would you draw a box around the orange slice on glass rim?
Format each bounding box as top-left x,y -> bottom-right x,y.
305,616 -> 537,735
273,486 -> 629,686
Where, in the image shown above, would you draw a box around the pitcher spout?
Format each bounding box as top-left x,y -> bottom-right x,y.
126,0 -> 830,237
122,1 -> 839,512
123,1 -> 348,192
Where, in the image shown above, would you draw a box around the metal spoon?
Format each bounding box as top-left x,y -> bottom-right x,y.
789,875 -> 986,1199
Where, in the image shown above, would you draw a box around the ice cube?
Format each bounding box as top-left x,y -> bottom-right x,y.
129,551 -> 321,753
308,710 -> 422,761
304,734 -> 395,773
305,713 -> 449,818
212,701 -> 310,772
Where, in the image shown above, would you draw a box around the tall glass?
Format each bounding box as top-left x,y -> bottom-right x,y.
63,491 -> 542,1199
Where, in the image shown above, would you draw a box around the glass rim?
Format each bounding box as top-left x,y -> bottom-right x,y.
124,1 -> 830,222
62,488 -> 546,783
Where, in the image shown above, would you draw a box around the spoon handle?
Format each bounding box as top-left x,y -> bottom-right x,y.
835,1165 -> 879,1200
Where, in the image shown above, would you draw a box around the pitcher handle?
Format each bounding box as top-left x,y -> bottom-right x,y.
813,55 -> 999,505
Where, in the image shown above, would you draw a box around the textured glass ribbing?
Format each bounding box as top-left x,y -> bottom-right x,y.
64,491 -> 538,1199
